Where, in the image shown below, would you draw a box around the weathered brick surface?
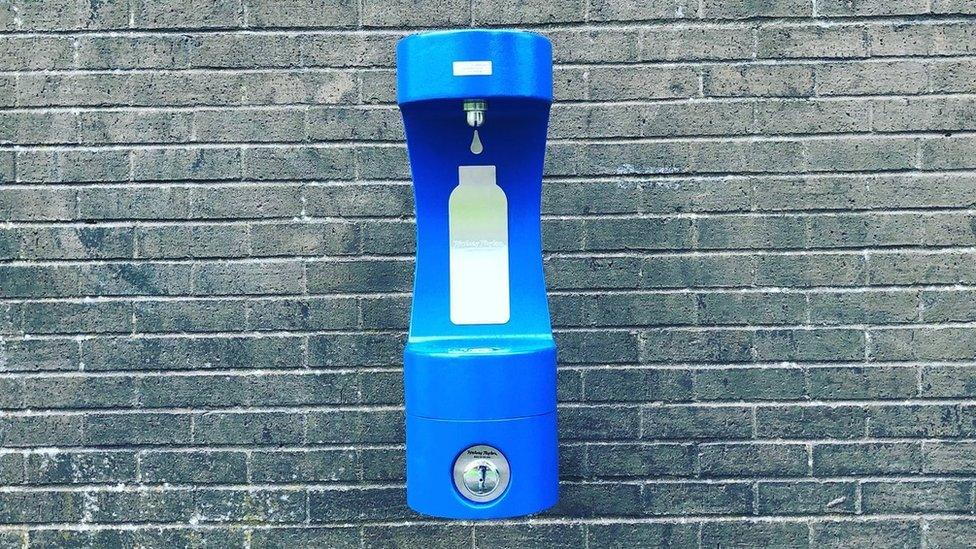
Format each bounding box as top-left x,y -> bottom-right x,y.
0,0 -> 973,546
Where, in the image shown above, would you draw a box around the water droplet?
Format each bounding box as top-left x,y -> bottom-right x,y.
470,129 -> 483,155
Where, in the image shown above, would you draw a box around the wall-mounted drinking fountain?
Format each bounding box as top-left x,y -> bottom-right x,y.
397,30 -> 558,519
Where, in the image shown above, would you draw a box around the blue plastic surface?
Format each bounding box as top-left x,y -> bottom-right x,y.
397,30 -> 557,519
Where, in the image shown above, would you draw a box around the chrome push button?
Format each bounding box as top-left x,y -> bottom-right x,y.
453,444 -> 510,503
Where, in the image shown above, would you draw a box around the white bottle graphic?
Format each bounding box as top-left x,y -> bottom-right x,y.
449,165 -> 510,325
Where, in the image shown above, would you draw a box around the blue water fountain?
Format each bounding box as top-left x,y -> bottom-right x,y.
397,29 -> 558,519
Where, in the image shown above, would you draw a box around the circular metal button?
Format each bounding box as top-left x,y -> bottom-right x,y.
453,444 -> 510,503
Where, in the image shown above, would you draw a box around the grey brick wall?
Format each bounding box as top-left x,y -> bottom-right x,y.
2,0 -> 976,547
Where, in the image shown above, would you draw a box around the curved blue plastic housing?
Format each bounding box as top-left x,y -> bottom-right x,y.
397,30 -> 557,519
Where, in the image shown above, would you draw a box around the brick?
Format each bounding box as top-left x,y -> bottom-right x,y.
755,328 -> 865,361
308,333 -> 405,367
757,406 -> 866,439
810,366 -> 917,400
821,0 -> 927,15
138,374 -> 248,408
755,99 -> 869,134
361,220 -> 415,255
817,60 -> 928,95
0,415 -> 83,447
79,187 -> 192,220
588,524 -> 698,548
473,0 -> 585,25
862,481 -> 971,513
697,216 -> 806,249
875,97 -> 976,133
251,450 -> 358,483
191,184 -> 303,219
922,136 -> 976,170
551,483 -> 643,517
248,373 -> 359,406
590,0 -> 696,20
868,22 -> 976,57
77,35 -> 190,69
308,106 -> 403,141
140,450 -> 246,484
360,296 -> 410,330
132,72 -> 244,106
307,183 -> 413,217
80,110 -> 192,145
476,525 -> 586,549
78,263 -> 192,297
84,413 -> 190,446
192,261 -> 303,295
251,222 -> 360,256
307,410 -> 404,443
758,481 -> 857,515
135,299 -> 248,333
301,34 -> 399,68
17,74 -> 132,107
555,330 -> 640,364
813,443 -> 922,475
364,525 -> 471,549
702,522 -> 809,548
704,0 -> 811,18
930,59 -> 976,92
16,149 -> 129,183
0,111 -> 79,145
868,404 -> 976,438
546,257 -> 641,290
18,0 -> 128,30
144,221 -> 245,258
810,289 -> 918,324
362,0 -> 466,26
244,71 -> 357,105
249,297 -> 358,331
23,376 -> 135,409
588,67 -> 699,100
26,451 -> 136,484
642,406 -> 753,440
700,443 -> 808,477
869,252 -> 976,286
704,64 -> 815,97
697,292 -> 805,326
0,338 -> 79,372
131,0 -> 241,29
643,329 -> 754,363
871,328 -> 976,361
643,255 -> 756,289
925,442 -> 976,473
0,492 -> 83,523
695,367 -> 806,401
0,453 -> 24,485
927,520 -> 976,549
187,34 -> 300,69
244,146 -> 354,180
644,482 -> 753,516
197,489 -> 305,523
83,335 -> 301,371
583,368 -> 693,402
549,30 -> 638,63
194,108 -> 306,142
640,27 -> 753,60
811,520 -> 921,548
309,487 -> 409,521
559,405 -> 639,441
24,300 -> 132,334
251,528 -> 359,549
133,147 -> 241,181
758,25 -> 868,59
586,443 -> 696,478
194,412 -> 304,445
805,137 -> 916,172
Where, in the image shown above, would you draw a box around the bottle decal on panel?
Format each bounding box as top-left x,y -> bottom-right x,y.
449,165 -> 510,325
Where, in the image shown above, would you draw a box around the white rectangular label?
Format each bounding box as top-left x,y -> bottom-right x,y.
453,60 -> 492,76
